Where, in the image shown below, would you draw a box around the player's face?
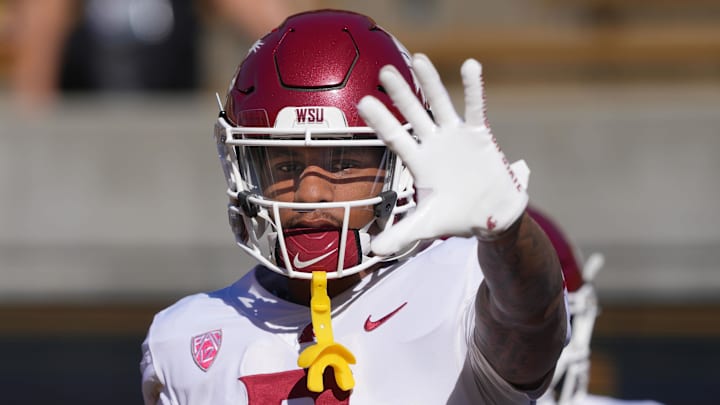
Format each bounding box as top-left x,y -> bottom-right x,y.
249,146 -> 390,229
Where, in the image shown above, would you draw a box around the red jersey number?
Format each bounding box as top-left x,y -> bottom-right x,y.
240,369 -> 351,404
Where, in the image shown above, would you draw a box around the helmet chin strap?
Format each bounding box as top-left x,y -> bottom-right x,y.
269,191 -> 397,275
274,228 -> 365,274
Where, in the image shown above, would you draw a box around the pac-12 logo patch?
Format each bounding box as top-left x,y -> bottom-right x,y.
191,329 -> 223,372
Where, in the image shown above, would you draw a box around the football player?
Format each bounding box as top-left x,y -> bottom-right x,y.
529,207 -> 663,405
141,9 -> 568,404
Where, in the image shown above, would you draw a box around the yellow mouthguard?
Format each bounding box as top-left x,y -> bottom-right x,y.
297,271 -> 356,393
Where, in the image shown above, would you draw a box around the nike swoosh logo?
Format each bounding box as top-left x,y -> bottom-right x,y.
292,249 -> 337,269
364,302 -> 407,332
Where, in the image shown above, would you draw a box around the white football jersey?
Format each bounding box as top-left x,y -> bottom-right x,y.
141,237 -> 542,404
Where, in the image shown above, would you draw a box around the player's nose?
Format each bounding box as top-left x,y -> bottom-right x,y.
294,166 -> 334,203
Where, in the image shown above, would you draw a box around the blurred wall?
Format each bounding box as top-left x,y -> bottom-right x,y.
1,82 -> 719,303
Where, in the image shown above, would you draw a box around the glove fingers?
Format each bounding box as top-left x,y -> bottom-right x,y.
378,65 -> 436,139
357,95 -> 419,165
412,53 -> 461,128
460,59 -> 488,127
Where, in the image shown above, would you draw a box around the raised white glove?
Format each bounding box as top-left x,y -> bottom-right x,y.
357,54 -> 530,255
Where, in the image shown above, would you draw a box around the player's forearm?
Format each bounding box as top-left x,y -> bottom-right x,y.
473,211 -> 567,389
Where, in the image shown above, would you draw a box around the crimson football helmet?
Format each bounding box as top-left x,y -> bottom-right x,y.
214,10 -> 425,279
529,207 -> 604,405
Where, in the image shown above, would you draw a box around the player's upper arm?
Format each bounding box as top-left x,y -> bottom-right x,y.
140,339 -> 163,405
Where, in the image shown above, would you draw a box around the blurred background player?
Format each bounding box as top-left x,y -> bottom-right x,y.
7,0 -> 305,108
529,207 -> 662,405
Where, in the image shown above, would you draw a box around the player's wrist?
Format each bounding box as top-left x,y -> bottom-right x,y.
473,209 -> 526,242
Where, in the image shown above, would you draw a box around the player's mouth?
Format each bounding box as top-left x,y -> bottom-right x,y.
286,211 -> 342,229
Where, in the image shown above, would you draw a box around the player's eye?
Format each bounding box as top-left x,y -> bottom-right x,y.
330,160 -> 359,172
274,162 -> 304,173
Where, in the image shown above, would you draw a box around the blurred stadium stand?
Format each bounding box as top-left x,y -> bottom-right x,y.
1,1 -> 719,404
